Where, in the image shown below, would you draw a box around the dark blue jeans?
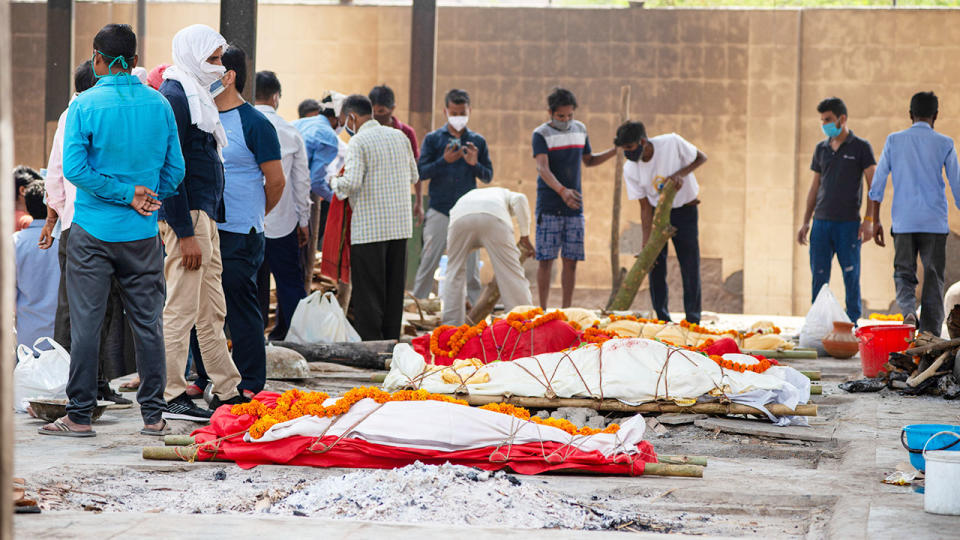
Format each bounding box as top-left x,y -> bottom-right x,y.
809,219 -> 861,322
649,204 -> 701,324
258,228 -> 306,341
211,229 -> 266,394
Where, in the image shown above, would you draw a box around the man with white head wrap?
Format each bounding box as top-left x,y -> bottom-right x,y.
157,24 -> 245,422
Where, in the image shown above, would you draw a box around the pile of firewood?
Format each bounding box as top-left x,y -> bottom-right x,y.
882,305 -> 960,399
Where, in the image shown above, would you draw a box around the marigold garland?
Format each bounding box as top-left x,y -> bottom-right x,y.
869,313 -> 903,321
429,309 -> 572,360
479,402 -> 620,436
232,387 -> 469,439
708,354 -> 773,374
581,327 -> 620,345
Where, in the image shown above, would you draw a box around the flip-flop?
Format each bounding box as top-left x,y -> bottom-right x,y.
37,418 -> 96,438
140,419 -> 169,436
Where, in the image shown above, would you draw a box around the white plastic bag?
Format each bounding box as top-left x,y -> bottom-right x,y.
799,284 -> 851,354
13,337 -> 71,412
286,291 -> 361,344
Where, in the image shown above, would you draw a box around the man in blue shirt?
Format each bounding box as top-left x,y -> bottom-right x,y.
14,182 -> 59,348
532,88 -> 616,308
159,24 -> 246,422
40,24 -> 185,438
865,91 -> 960,334
412,89 -> 492,305
206,45 -> 284,397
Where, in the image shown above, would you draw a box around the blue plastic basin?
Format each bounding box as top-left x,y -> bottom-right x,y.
902,424 -> 960,471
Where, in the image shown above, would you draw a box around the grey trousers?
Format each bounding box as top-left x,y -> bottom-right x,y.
442,214 -> 532,325
893,232 -> 947,335
412,208 -> 482,303
65,226 -> 167,425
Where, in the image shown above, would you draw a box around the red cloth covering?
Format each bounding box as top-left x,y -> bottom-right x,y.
412,319 -> 582,366
703,337 -> 741,356
320,196 -> 351,283
191,393 -> 656,475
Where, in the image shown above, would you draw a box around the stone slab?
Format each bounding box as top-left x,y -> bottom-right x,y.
656,413 -> 708,425
694,417 -> 834,442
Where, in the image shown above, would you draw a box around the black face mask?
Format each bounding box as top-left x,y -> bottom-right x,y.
624,146 -> 643,162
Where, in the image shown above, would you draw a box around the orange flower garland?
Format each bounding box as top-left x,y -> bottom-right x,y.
479,402 -> 620,436
581,327 -> 619,345
708,354 -> 773,374
429,309 -> 573,360
232,387 -> 469,439
608,314 -> 664,324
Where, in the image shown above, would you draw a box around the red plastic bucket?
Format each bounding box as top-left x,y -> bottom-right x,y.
854,324 -> 915,377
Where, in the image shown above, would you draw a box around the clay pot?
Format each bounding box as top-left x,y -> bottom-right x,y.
822,321 -> 859,359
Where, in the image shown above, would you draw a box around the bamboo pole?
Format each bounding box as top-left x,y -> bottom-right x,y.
656,455 -> 708,467
800,370 -> 821,381
142,446 -> 229,462
452,394 -> 817,416
643,463 -> 703,478
606,180 -> 679,311
610,86 -> 630,293
164,435 -> 197,447
0,0 -> 15,533
810,384 -> 822,395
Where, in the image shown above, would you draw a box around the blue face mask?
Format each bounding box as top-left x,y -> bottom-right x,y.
92,50 -> 129,79
345,115 -> 357,136
822,122 -> 842,138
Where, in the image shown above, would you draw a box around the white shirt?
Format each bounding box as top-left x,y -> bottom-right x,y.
326,137 -> 348,186
255,104 -> 311,239
449,187 -> 531,237
623,133 -> 700,208
45,107 -> 78,234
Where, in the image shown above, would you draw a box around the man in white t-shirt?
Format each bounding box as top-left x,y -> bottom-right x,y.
615,121 -> 708,324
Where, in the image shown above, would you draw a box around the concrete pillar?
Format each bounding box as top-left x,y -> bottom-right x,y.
44,0 -> 72,156
407,0 -> 436,139
219,0 -> 257,103
137,0 -> 146,61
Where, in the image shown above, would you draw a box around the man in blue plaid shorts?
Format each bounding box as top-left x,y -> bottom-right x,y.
532,88 -> 616,308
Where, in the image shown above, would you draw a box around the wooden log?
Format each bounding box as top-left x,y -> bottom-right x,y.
466,248 -> 531,325
609,85 -> 630,294
451,394 -> 817,416
906,350 -> 951,387
742,349 -> 817,360
903,337 -> 960,356
163,435 -> 196,447
643,463 -> 703,478
142,446 -> 228,462
269,340 -> 396,370
656,455 -> 708,467
606,180 -> 679,311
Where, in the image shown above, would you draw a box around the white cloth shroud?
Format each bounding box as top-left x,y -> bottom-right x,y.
250,398 -> 647,458
384,338 -> 810,424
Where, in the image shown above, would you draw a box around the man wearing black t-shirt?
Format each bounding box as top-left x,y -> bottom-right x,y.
797,97 -> 877,322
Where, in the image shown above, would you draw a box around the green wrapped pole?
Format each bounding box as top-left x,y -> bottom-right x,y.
606,181 -> 679,311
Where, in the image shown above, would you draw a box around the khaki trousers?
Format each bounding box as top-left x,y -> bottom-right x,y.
442,213 -> 532,325
160,211 -> 240,401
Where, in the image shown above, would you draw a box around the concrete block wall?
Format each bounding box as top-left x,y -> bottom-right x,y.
11,3 -> 960,315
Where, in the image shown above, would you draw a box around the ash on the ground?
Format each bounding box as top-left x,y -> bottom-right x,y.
273,462 -> 627,529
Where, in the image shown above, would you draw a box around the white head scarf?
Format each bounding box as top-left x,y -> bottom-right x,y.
321,91 -> 346,117
162,24 -> 228,149
131,67 -> 148,85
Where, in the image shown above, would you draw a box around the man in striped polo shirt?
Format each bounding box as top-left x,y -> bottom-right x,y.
532,88 -> 616,308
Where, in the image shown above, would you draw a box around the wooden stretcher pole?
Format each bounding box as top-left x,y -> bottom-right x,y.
606,180 -> 679,311
609,86 -> 630,295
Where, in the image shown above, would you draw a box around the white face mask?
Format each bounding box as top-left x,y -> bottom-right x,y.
447,115 -> 469,132
197,62 -> 226,87
335,123 -> 344,135
209,78 -> 225,98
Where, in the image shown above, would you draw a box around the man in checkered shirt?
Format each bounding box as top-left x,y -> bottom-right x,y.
331,94 -> 419,340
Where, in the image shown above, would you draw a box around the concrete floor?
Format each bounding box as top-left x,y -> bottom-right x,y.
13,334 -> 960,538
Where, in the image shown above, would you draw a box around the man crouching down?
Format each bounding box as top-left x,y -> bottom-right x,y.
442,187 -> 534,326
